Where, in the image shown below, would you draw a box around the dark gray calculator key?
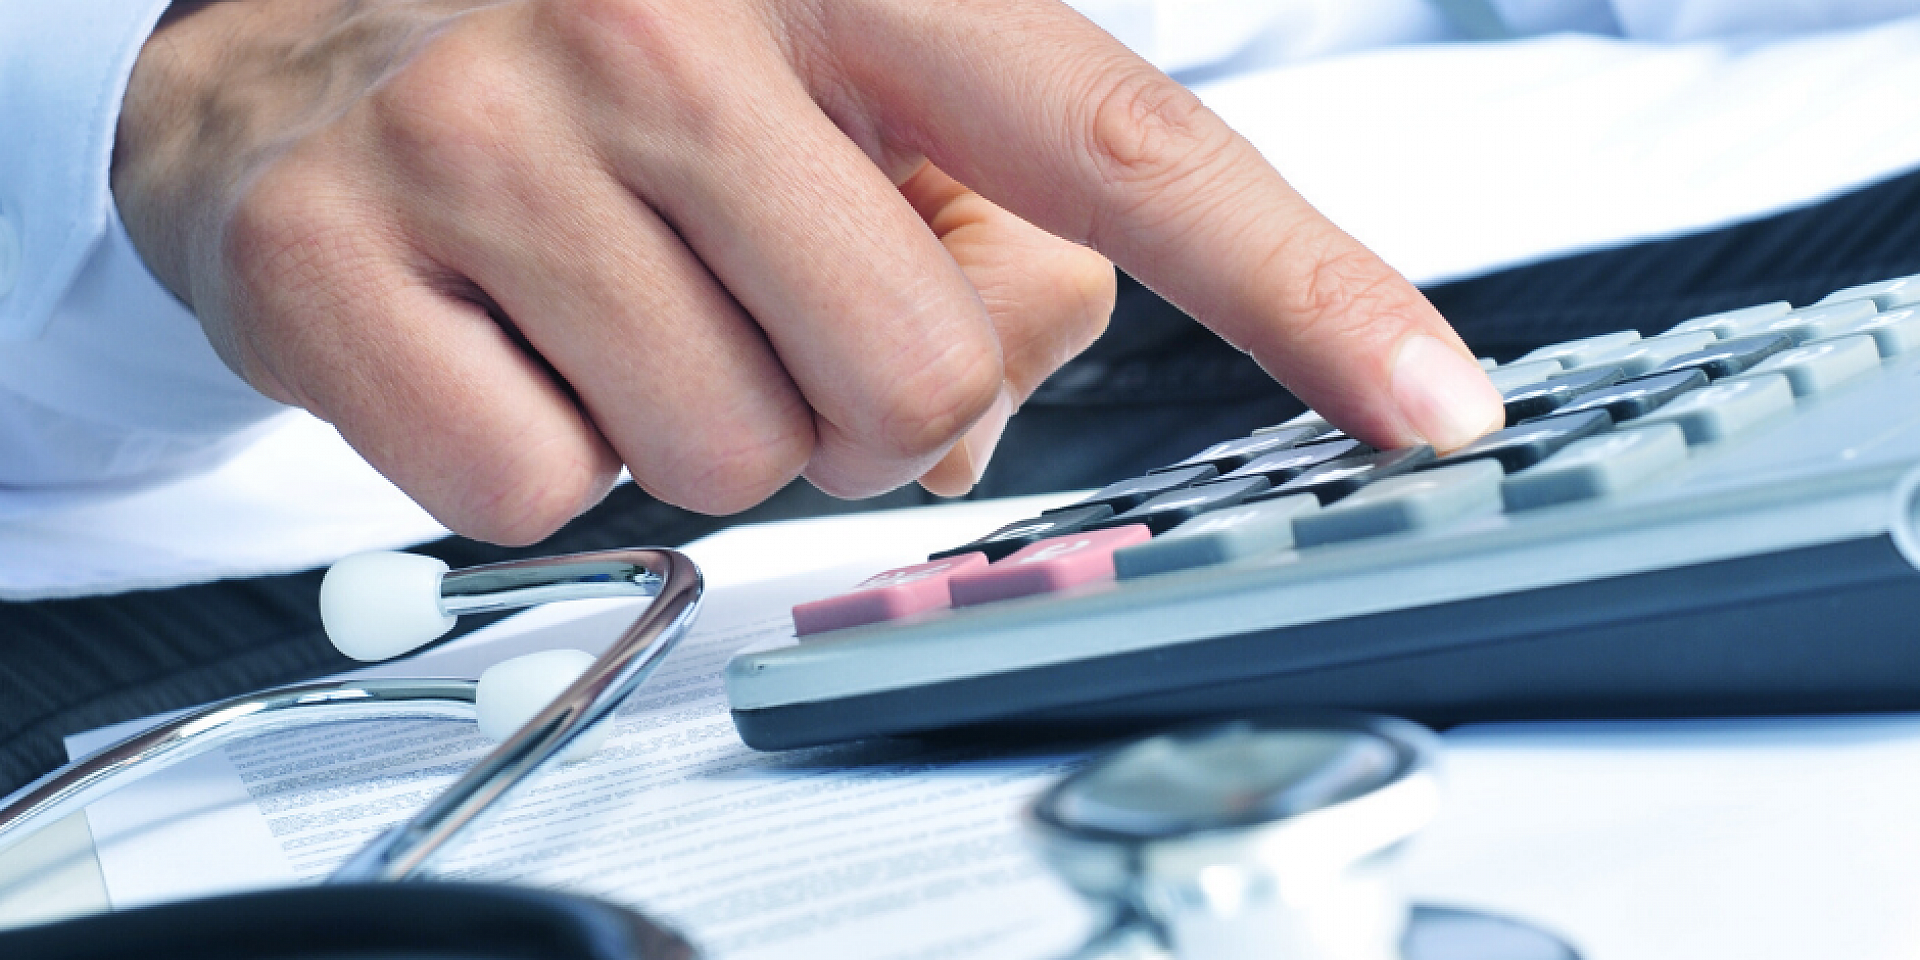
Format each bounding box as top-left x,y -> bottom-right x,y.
1149,427 -> 1317,474
1223,439 -> 1364,483
1046,464 -> 1219,514
1649,334 -> 1791,380
1114,495 -> 1323,579
1253,413 -> 1329,437
1293,460 -> 1505,547
1438,409 -> 1613,471
1549,368 -> 1707,422
1502,424 -> 1689,511
1501,365 -> 1624,421
1094,477 -> 1272,534
1261,446 -> 1436,504
929,504 -> 1114,562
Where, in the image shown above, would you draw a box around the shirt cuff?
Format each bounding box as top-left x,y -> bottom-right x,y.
0,0 -> 176,340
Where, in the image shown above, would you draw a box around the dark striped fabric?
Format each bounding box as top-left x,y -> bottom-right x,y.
6,166 -> 1920,796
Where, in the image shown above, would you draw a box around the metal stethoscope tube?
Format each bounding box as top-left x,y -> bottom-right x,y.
0,548 -> 703,882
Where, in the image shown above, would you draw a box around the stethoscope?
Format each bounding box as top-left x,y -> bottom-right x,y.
0,547 -> 1579,960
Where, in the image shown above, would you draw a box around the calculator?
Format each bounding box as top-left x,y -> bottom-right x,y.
726,276 -> 1920,751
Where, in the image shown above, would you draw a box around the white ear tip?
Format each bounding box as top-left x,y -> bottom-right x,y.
477,649 -> 607,763
319,551 -> 456,662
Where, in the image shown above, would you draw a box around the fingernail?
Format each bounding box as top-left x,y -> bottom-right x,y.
960,385 -> 1016,486
1390,334 -> 1505,451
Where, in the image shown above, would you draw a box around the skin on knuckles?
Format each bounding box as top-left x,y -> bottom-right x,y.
112,0 -> 1500,545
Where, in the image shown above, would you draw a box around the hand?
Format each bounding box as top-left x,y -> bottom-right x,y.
114,0 -> 1503,545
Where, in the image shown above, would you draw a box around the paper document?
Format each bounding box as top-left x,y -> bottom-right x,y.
72,498 -> 1100,960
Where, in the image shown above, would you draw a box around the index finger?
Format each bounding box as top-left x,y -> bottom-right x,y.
825,0 -> 1504,451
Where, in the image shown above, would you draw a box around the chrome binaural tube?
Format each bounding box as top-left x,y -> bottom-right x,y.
328,547 -> 701,882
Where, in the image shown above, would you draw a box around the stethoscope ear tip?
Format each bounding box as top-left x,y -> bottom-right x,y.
319,551 -> 457,662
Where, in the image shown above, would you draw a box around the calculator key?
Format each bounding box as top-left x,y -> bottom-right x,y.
1502,424 -> 1688,511
791,554 -> 988,636
1114,495 -> 1322,579
1485,359 -> 1563,393
1293,460 -> 1505,547
1739,335 -> 1882,397
930,504 -> 1115,562
1663,301 -> 1791,338
1648,334 -> 1791,380
1048,464 -> 1219,514
1634,373 -> 1794,444
1818,273 -> 1920,310
1094,477 -> 1272,534
1501,366 -> 1624,420
1438,409 -> 1613,471
1732,299 -> 1878,344
1223,439 -> 1365,482
1518,331 -> 1642,369
1151,428 -> 1317,474
1826,308 -> 1920,358
1570,331 -> 1717,377
1478,357 -> 1498,370
1259,446 -> 1436,504
1551,368 -> 1707,422
1252,411 -> 1329,436
948,526 -> 1152,606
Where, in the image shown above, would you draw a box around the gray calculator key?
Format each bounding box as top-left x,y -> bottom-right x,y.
1733,299 -> 1878,344
1818,273 -> 1920,310
1663,301 -> 1791,338
1502,424 -> 1688,511
1570,331 -> 1717,376
1827,308 -> 1920,358
1114,495 -> 1322,579
1518,330 -> 1642,369
1739,335 -> 1882,397
1634,373 -> 1795,444
1485,359 -> 1563,393
1293,460 -> 1505,547
1478,356 -> 1498,370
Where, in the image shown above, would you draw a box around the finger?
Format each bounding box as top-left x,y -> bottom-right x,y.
901,163 -> 1115,495
561,18 -> 1008,498
825,1 -> 1504,451
396,145 -> 818,516
219,162 -> 621,545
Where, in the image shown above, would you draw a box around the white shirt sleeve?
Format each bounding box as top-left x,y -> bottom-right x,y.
0,1 -> 287,494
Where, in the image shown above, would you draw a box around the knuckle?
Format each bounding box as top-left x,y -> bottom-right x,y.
630,390 -> 816,515
459,434 -> 612,546
367,33 -> 536,186
1281,240 -> 1414,348
540,0 -> 727,128
1079,66 -> 1227,190
873,338 -> 1005,457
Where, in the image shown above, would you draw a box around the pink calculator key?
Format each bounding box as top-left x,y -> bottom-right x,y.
791,553 -> 988,636
948,525 -> 1152,607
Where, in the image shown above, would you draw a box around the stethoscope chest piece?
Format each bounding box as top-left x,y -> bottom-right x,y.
1028,714 -> 1580,960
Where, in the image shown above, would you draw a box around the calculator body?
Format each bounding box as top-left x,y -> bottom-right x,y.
727,292 -> 1920,750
